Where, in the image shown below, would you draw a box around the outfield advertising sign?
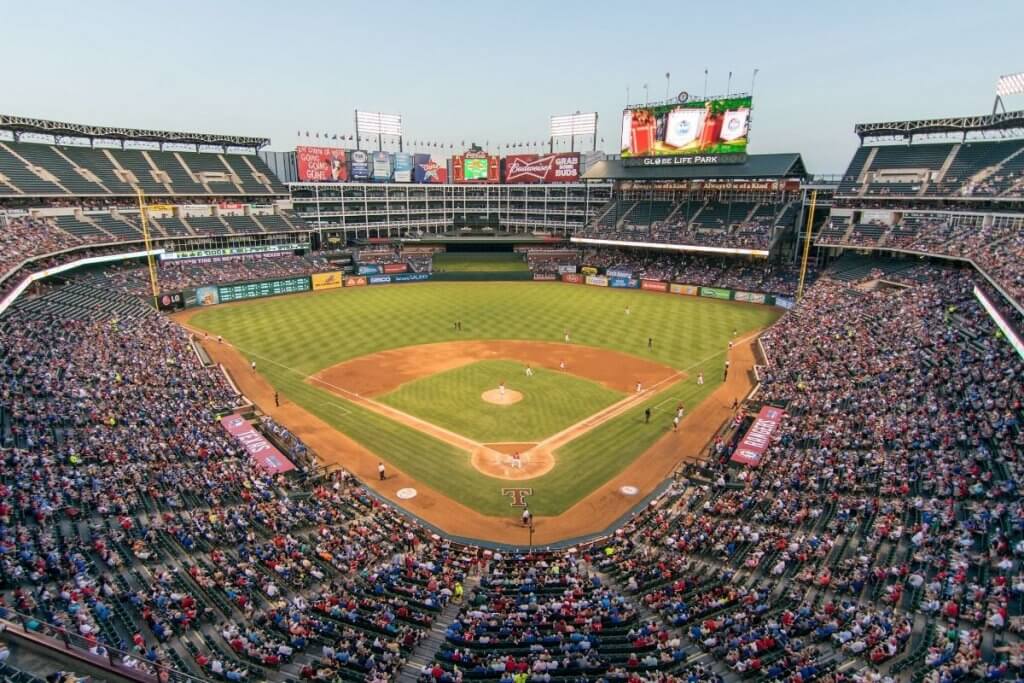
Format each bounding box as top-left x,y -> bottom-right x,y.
606,269 -> 633,279
393,273 -> 429,283
533,273 -> 558,281
557,265 -> 577,274
382,263 -> 408,274
641,279 -> 668,292
585,275 -> 609,287
700,286 -> 732,300
580,266 -> 599,276
369,275 -> 392,284
609,276 -> 638,288
358,264 -> 382,275
561,273 -> 584,284
670,283 -> 699,295
311,271 -> 343,291
344,276 -> 368,287
734,291 -> 766,304
196,285 -> 220,306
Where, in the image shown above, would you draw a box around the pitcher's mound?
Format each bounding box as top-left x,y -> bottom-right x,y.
481,389 -> 523,405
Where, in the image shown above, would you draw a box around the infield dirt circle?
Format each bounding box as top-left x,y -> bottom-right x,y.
481,388 -> 523,405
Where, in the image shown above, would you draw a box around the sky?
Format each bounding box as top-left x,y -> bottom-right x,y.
1,0 -> 1021,174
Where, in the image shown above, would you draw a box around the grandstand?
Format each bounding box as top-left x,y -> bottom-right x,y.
1,88 -> 1023,683
575,153 -> 808,256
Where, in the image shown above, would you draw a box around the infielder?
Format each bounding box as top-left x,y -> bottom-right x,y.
510,452 -> 522,469
525,365 -> 534,377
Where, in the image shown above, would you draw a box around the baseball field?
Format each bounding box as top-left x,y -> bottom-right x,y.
183,281 -> 779,541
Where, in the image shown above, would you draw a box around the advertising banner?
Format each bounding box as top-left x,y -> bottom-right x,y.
196,285 -> 220,306
609,276 -> 639,288
156,292 -> 184,310
503,153 -> 580,183
392,152 -> 414,183
580,266 -> 599,276
296,146 -> 348,182
181,204 -> 212,217
585,275 -> 609,287
382,263 -> 408,274
730,406 -> 785,467
371,151 -> 393,182
413,154 -> 448,183
217,277 -> 310,303
557,265 -> 578,275
350,150 -> 371,180
606,269 -> 633,279
220,414 -> 295,474
357,264 -> 381,275
561,273 -> 584,284
311,271 -> 343,291
533,273 -> 558,281
700,286 -> 732,300
344,276 -> 368,287
621,95 -> 752,162
733,291 -> 766,304
775,296 -> 795,310
369,275 -> 392,285
393,273 -> 429,283
641,279 -> 668,292
670,283 -> 700,296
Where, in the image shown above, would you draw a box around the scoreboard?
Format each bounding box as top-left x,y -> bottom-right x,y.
217,276 -> 310,303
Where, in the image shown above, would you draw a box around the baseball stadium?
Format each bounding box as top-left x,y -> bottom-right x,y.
1,6 -> 1024,683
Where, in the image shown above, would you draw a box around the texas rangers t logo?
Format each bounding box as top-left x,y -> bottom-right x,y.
502,488 -> 533,508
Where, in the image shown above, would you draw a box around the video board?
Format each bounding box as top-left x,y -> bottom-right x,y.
217,276 -> 311,303
296,146 -> 348,182
621,95 -> 751,166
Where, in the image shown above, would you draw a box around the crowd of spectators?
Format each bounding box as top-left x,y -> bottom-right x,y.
816,215 -> 1024,307
0,217 -> 107,278
580,215 -> 777,252
581,248 -> 811,297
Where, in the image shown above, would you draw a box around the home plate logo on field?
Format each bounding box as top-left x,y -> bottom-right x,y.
620,486 -> 639,496
396,488 -> 418,500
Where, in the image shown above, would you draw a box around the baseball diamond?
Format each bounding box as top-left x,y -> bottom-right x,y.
183,281 -> 778,531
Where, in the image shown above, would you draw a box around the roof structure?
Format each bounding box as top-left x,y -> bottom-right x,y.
0,114 -> 270,149
854,110 -> 1024,141
582,153 -> 807,181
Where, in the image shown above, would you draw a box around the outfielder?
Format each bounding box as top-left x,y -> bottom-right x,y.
525,365 -> 534,377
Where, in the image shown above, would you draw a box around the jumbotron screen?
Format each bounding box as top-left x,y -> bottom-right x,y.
463,157 -> 489,180
620,95 -> 752,162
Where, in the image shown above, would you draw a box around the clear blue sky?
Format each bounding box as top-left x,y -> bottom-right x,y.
1,0 -> 1020,174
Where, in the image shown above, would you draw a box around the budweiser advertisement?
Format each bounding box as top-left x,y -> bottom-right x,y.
296,146 -> 348,182
219,414 -> 295,474
730,406 -> 785,467
503,153 -> 580,183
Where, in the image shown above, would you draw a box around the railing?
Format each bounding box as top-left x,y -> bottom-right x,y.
0,606 -> 206,683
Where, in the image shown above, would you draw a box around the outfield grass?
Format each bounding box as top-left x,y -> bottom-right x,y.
190,282 -> 780,517
432,252 -> 529,272
379,360 -> 623,442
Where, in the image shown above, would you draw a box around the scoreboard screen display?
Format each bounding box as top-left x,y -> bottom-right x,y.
217,276 -> 311,303
463,157 -> 489,180
621,95 -> 752,165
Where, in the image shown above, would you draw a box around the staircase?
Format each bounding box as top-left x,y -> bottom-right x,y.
395,577 -> 479,683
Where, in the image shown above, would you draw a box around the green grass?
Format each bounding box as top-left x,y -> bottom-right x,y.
379,360 -> 623,443
190,282 -> 780,517
432,252 -> 529,272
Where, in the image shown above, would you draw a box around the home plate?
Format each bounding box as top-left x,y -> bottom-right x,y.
620,485 -> 639,496
396,488 -> 418,500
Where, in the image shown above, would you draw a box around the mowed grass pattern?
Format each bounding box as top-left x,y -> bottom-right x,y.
190,282 -> 780,517
379,360 -> 623,443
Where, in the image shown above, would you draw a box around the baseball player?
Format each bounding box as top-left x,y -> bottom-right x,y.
525,365 -> 534,377
723,360 -> 730,381
672,415 -> 681,432
521,506 -> 532,527
676,404 -> 685,421
728,340 -> 734,351
499,381 -> 506,398
644,408 -> 651,424
625,305 -> 631,316
377,462 -> 386,481
648,337 -> 653,350
564,328 -> 571,343
511,452 -> 522,469
250,360 -> 256,372
697,371 -> 704,386
635,381 -> 643,393
559,360 -> 566,370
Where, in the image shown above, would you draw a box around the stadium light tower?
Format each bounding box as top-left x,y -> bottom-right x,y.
994,71 -> 1024,114
549,112 -> 598,152
354,110 -> 403,151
